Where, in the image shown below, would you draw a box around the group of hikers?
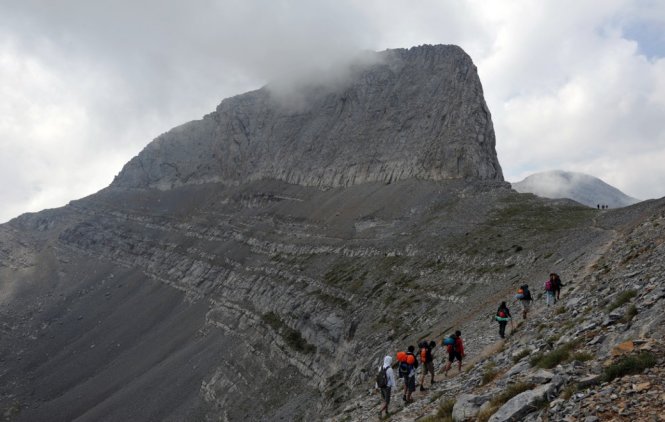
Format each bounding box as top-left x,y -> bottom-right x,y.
514,272 -> 563,313
375,331 -> 464,417
375,273 -> 564,417
500,272 -> 564,333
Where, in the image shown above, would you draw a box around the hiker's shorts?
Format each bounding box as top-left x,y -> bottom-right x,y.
380,386 -> 391,405
406,375 -> 416,392
519,299 -> 531,311
423,361 -> 434,375
447,352 -> 462,363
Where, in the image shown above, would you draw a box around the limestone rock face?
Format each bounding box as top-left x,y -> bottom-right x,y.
113,45 -> 503,190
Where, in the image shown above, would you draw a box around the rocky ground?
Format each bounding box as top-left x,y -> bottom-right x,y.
331,202 -> 665,421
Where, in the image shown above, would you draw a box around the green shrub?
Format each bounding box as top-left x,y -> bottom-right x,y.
560,384 -> 578,400
603,351 -> 657,382
482,363 -> 499,385
562,319 -> 576,330
571,352 -> 594,362
547,334 -> 561,345
607,290 -> 637,312
530,341 -> 580,368
622,304 -> 638,323
512,350 -> 531,364
262,312 -> 316,354
420,399 -> 455,422
262,312 -> 284,331
531,348 -> 569,369
284,327 -> 317,354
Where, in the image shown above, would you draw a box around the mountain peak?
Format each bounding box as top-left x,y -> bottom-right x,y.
512,170 -> 640,208
112,44 -> 503,191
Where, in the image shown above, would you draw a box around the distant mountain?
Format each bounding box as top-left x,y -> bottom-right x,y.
511,170 -> 641,208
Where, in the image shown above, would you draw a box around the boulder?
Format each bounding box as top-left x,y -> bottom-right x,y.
452,393 -> 490,421
527,369 -> 554,384
488,384 -> 551,422
577,374 -> 602,389
504,360 -> 531,378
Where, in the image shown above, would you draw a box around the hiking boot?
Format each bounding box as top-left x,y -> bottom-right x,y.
419,386 -> 427,392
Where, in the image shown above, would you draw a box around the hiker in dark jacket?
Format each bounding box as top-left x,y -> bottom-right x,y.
545,273 -> 557,306
404,345 -> 418,403
443,331 -> 465,376
553,273 -> 563,302
496,301 -> 512,339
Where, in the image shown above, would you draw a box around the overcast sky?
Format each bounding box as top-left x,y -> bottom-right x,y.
2,0 -> 664,222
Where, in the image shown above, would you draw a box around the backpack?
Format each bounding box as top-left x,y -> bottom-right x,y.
376,366 -> 388,388
398,361 -> 409,378
521,285 -> 532,300
420,346 -> 428,363
396,351 -> 407,378
498,310 -> 507,318
545,279 -> 553,291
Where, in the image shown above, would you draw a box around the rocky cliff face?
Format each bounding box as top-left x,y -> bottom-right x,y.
112,45 -> 502,190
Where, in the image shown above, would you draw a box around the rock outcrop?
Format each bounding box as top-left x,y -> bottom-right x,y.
112,45 -> 503,190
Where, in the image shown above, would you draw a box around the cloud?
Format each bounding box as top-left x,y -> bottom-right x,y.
474,0 -> 665,200
1,0 -> 665,222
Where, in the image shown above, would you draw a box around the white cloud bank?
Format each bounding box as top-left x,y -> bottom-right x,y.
1,0 -> 664,222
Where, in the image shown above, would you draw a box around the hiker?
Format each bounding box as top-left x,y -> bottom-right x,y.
496,301 -> 512,339
545,273 -> 556,306
396,351 -> 408,401
443,331 -> 465,376
404,345 -> 418,403
376,355 -> 395,418
515,284 -> 532,319
418,340 -> 436,391
553,273 -> 563,301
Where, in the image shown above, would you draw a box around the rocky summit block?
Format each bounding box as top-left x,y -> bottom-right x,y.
113,44 -> 503,191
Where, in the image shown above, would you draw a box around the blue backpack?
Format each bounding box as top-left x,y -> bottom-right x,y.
398,361 -> 409,378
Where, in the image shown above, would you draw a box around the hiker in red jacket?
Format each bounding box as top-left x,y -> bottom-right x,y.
443,330 -> 465,376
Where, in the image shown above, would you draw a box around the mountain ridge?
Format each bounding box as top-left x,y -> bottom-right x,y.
511,170 -> 640,208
